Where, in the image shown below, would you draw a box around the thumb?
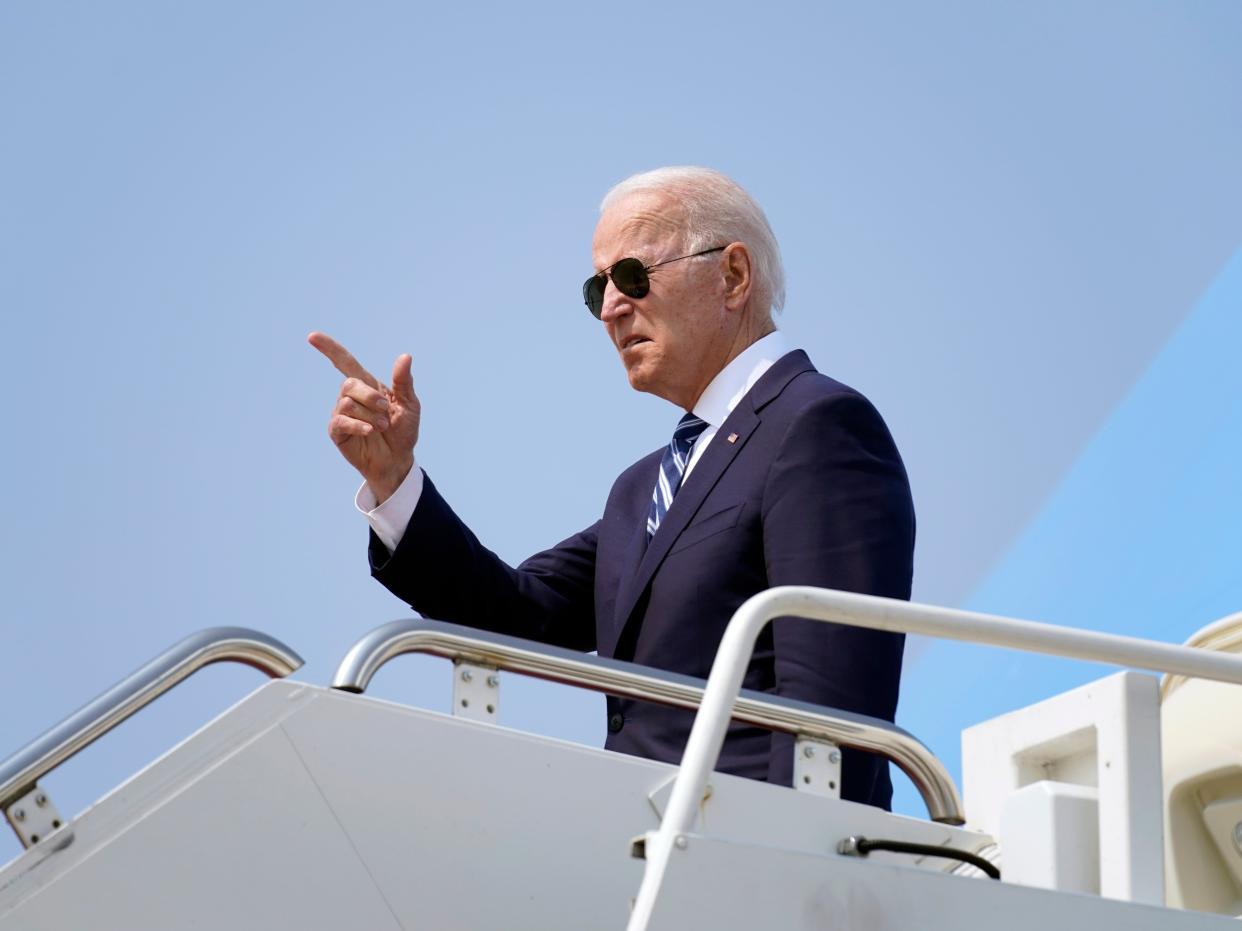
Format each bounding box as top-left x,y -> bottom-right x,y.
391,353 -> 415,401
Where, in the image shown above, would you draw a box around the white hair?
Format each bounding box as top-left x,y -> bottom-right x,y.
599,166 -> 786,316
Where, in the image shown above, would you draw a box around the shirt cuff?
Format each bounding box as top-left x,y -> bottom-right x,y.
355,459 -> 424,554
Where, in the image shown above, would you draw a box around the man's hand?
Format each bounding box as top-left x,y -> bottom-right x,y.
308,332 -> 421,504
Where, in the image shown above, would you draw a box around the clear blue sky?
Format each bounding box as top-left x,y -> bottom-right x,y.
2,2 -> 1240,857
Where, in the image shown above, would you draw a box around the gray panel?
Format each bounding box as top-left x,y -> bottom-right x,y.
644,833 -> 1235,931
0,724 -> 402,930
281,690 -> 991,928
280,690 -> 660,929
0,681 -> 316,907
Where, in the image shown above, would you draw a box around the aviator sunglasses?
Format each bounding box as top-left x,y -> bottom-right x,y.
582,246 -> 727,318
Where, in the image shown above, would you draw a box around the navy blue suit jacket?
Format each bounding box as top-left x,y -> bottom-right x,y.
370,350 -> 914,809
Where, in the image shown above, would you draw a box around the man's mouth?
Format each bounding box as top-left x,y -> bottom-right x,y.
621,336 -> 651,351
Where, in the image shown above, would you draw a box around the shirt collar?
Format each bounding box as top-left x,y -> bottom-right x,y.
691,330 -> 792,427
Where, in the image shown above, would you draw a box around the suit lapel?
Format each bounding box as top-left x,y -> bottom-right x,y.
598,495 -> 653,658
610,350 -> 815,654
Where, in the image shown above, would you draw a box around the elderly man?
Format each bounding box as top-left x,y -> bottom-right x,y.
310,167 -> 914,810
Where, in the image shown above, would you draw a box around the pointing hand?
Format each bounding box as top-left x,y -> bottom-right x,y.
308,332 -> 420,504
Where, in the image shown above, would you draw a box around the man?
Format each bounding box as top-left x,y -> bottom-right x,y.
310,167 -> 914,809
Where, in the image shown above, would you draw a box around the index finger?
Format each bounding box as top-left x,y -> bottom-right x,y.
307,331 -> 380,389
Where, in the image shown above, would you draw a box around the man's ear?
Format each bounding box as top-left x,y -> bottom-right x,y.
722,242 -> 753,312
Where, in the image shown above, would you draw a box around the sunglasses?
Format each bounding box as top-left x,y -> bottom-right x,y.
582,246 -> 727,318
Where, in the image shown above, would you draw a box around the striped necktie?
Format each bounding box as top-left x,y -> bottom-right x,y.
647,412 -> 710,538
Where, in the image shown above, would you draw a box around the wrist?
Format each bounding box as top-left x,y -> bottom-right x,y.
368,458 -> 414,505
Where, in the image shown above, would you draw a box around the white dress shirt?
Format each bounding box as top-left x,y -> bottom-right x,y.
358,330 -> 793,553
682,329 -> 790,480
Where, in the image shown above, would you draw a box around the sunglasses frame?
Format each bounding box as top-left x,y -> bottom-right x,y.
582,245 -> 728,318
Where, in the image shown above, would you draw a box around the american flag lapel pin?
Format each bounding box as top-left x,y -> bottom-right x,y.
727,433 -> 738,444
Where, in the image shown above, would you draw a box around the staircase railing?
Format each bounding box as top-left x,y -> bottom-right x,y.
0,627 -> 303,849
331,618 -> 964,825
626,586 -> 1242,931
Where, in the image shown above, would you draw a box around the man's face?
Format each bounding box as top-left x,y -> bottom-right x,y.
591,192 -> 733,410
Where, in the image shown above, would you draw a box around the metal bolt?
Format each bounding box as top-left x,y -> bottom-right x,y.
34,793 -> 47,808
486,674 -> 499,688
12,809 -> 25,822
803,746 -> 815,758
829,750 -> 841,765
674,835 -> 688,850
460,670 -> 473,683
1232,821 -> 1242,855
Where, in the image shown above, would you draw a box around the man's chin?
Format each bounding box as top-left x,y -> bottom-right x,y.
621,354 -> 677,401
626,367 -> 681,406
624,363 -> 654,394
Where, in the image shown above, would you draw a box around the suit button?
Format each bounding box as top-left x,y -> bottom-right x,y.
608,713 -> 624,733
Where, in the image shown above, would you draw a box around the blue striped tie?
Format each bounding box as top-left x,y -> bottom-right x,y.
647,412 -> 710,538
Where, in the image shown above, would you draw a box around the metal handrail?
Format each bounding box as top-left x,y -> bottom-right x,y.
0,627 -> 304,810
331,618 -> 964,825
626,586 -> 1242,931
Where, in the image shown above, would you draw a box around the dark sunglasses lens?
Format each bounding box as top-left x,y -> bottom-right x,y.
583,274 -> 606,318
610,258 -> 650,299
582,258 -> 650,319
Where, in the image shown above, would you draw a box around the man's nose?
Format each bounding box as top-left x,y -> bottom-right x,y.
598,281 -> 633,323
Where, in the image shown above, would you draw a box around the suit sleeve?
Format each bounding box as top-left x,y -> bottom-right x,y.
369,472 -> 599,652
760,392 -> 914,795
